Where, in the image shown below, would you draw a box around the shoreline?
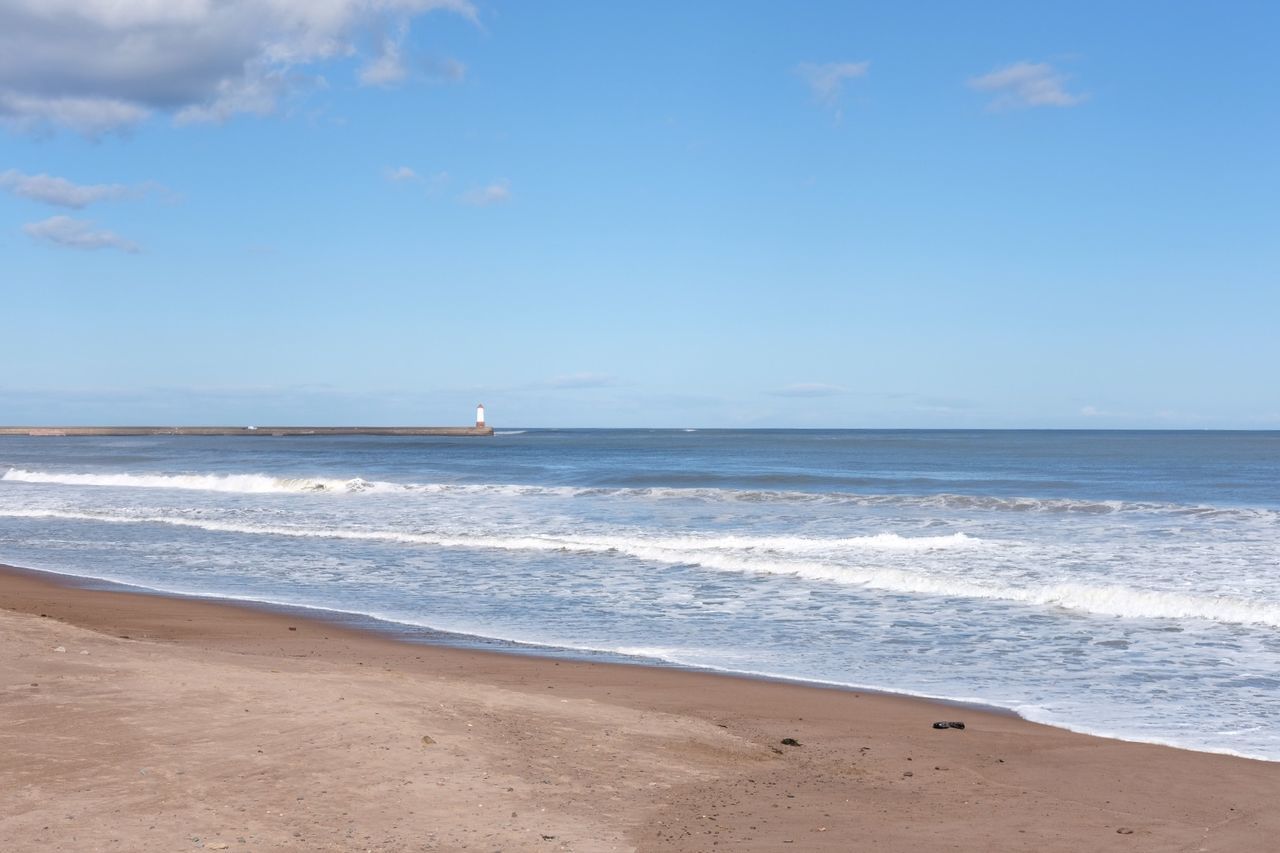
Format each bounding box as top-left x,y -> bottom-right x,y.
3,562 -> 1279,850
3,561 -> 1025,718
2,561 -> 1273,761
7,561 -> 1270,762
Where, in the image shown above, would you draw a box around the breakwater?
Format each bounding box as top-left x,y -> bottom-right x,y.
0,426 -> 494,437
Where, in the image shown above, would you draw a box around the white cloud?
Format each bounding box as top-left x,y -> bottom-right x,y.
461,180 -> 510,206
422,56 -> 466,84
0,92 -> 151,135
360,31 -> 409,86
23,215 -> 140,252
968,61 -> 1087,110
771,383 -> 846,398
359,21 -> 464,88
388,166 -> 451,191
386,165 -> 419,182
173,68 -> 292,125
0,0 -> 478,133
0,169 -> 141,208
796,61 -> 870,108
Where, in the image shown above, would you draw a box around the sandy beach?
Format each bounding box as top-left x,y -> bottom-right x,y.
2,563 -> 1276,852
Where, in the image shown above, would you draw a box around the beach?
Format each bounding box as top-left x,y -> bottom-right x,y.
7,1 -> 1275,848
5,431 -> 1278,760
3,563 -> 1276,852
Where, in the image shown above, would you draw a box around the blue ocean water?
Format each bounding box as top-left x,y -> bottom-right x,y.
1,429 -> 1278,759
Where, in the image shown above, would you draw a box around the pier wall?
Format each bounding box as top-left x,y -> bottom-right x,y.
0,426 -> 495,437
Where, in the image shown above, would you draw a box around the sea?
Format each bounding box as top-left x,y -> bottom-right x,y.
1,429 -> 1277,761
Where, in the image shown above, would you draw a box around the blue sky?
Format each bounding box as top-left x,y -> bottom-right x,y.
1,1 -> 1277,428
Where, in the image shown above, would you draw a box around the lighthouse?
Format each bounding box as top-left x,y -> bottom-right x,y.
475,403 -> 486,428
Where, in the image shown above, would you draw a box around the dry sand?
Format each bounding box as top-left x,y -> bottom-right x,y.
2,563 -> 1276,852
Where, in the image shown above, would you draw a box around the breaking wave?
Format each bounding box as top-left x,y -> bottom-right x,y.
5,466 -> 1276,523
4,507 -> 1278,628
1,468 -> 387,494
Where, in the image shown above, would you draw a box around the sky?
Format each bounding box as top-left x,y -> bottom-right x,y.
1,0 -> 1277,429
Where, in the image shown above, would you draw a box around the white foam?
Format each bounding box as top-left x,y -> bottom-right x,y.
635,531 -> 980,554
6,466 -> 1276,524
0,508 -> 974,556
5,555 -> 1274,758
0,467 -> 582,498
1010,704 -> 1268,761
610,646 -> 699,660
5,507 -> 1277,628
1,468 -> 387,494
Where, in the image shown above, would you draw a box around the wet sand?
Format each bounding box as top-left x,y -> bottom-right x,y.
2,563 -> 1276,851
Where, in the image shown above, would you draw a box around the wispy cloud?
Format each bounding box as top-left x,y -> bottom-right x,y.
359,24 -> 465,89
770,382 -> 846,398
172,68 -> 293,125
912,396 -> 977,414
359,26 -> 410,87
796,61 -> 870,111
1079,403 -> 1209,424
0,93 -> 151,136
461,180 -> 511,206
1,170 -> 128,208
422,57 -> 467,85
968,61 -> 1087,110
545,373 -> 617,390
385,167 -> 452,195
23,215 -> 140,253
426,170 -> 451,192
386,165 -> 419,182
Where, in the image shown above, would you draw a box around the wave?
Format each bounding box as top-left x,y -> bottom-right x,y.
615,531 -> 981,554
6,467 -> 1278,528
5,507 -> 1278,628
494,430 -> 527,435
9,561 -> 1274,761
0,508 -> 977,556
1,468 -> 390,494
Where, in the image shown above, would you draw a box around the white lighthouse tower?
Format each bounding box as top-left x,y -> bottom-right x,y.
475,403 -> 486,429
